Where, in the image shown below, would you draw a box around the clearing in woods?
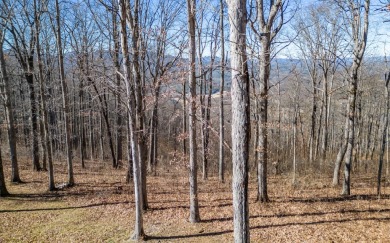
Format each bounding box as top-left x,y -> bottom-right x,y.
1,158 -> 390,242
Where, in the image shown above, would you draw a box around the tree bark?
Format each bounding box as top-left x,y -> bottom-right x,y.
292,105 -> 298,185
78,86 -> 86,169
332,113 -> 348,186
126,116 -> 133,183
0,129 -> 9,196
118,0 -> 144,239
26,68 -> 41,171
8,12 -> 40,172
124,0 -> 148,210
55,0 -> 74,187
341,0 -> 369,196
35,0 -> 55,190
182,80 -> 187,157
227,0 -> 250,241
257,34 -> 270,203
218,0 -> 225,183
187,0 -> 200,223
112,0 -> 123,169
342,69 -> 358,196
90,80 -> 117,168
377,73 -> 390,198
89,103 -> 94,160
253,0 -> 283,203
0,35 -> 21,183
26,66 -> 41,171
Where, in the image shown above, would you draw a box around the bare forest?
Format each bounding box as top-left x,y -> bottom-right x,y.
1,0 -> 390,242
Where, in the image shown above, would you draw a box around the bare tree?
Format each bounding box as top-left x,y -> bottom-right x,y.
219,0 -> 226,183
187,0 -> 200,223
0,5 -> 21,183
227,0 -> 250,241
377,72 -> 390,197
144,0 -> 183,174
0,128 -> 9,196
193,1 -> 220,181
292,72 -> 301,185
338,0 -> 370,196
7,0 -> 41,171
124,0 -> 148,210
34,0 -> 55,190
295,3 -> 342,172
250,0 -> 285,203
54,0 -> 74,186
111,0 -> 123,169
118,0 -> 144,239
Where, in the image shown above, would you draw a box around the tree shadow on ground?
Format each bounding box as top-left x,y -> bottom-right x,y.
148,216 -> 390,241
202,207 -> 390,223
0,200 -> 130,213
2,191 -> 92,202
149,202 -> 232,211
285,194 -> 390,203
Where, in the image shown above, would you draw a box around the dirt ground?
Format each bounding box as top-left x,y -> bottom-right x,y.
1,158 -> 390,242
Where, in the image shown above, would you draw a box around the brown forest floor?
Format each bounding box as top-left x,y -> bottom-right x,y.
1,157 -> 390,242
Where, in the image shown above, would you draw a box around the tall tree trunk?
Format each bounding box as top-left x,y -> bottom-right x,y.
89,103 -> 94,160
292,106 -> 298,185
341,0 -> 369,196
99,113 -> 104,160
387,126 -> 389,176
91,81 -> 117,168
309,86 -> 317,166
126,115 -> 133,183
0,129 -> 9,196
277,82 -> 281,173
0,36 -> 21,183
199,71 -> 206,180
26,60 -> 41,171
78,88 -> 85,169
19,86 -> 29,150
369,118 -> 380,161
124,0 -> 148,210
315,98 -> 324,162
364,115 -> 373,160
187,0 -> 200,223
377,73 -> 390,198
39,108 -> 47,171
55,0 -> 74,186
254,0 -> 283,203
148,91 -> 159,174
354,94 -> 362,172
202,76 -> 212,181
218,0 -> 225,183
252,75 -> 259,174
227,0 -> 250,241
116,106 -> 123,168
257,35 -> 270,203
321,74 -> 329,165
182,80 -> 187,157
35,1 -> 55,190
112,0 -> 123,168
333,110 -> 349,186
9,19 -> 40,171
148,74 -> 163,174
202,47 -> 215,181
118,0 -> 144,239
342,69 -> 358,196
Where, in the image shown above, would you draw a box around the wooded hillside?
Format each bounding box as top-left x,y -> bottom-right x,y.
1,0 -> 390,241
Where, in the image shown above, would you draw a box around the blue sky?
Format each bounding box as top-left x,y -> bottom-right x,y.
278,0 -> 390,58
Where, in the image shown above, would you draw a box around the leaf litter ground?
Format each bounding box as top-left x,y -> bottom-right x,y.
1,158 -> 390,242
